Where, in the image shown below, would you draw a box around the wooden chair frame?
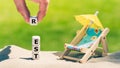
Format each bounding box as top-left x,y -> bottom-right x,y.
60,25 -> 109,63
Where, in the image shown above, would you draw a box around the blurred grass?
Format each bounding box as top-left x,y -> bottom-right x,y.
0,0 -> 120,52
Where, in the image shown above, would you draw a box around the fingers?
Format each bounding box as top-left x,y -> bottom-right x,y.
14,0 -> 49,23
14,0 -> 30,23
37,0 -> 49,22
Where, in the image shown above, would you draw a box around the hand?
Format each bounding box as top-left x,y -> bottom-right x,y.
14,0 -> 30,22
33,0 -> 49,22
14,0 -> 49,23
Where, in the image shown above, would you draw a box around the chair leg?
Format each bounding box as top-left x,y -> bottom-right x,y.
80,37 -> 100,63
79,49 -> 94,63
60,49 -> 71,59
101,37 -> 108,56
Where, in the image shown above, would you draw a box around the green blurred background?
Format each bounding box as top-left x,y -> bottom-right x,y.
0,0 -> 120,52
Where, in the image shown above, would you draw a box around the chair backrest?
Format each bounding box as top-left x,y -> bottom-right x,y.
76,27 -> 102,47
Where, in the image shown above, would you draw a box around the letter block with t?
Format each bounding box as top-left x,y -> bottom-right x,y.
30,16 -> 38,25
32,36 -> 40,60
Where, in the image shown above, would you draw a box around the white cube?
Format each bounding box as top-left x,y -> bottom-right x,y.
30,16 -> 38,25
32,45 -> 40,53
32,52 -> 39,60
32,36 -> 40,45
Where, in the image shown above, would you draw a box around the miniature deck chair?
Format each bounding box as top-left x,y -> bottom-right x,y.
60,11 -> 110,63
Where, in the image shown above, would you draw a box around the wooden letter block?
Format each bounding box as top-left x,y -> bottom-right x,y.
32,45 -> 40,53
32,36 -> 40,60
32,53 -> 39,60
30,16 -> 38,25
32,36 -> 40,45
